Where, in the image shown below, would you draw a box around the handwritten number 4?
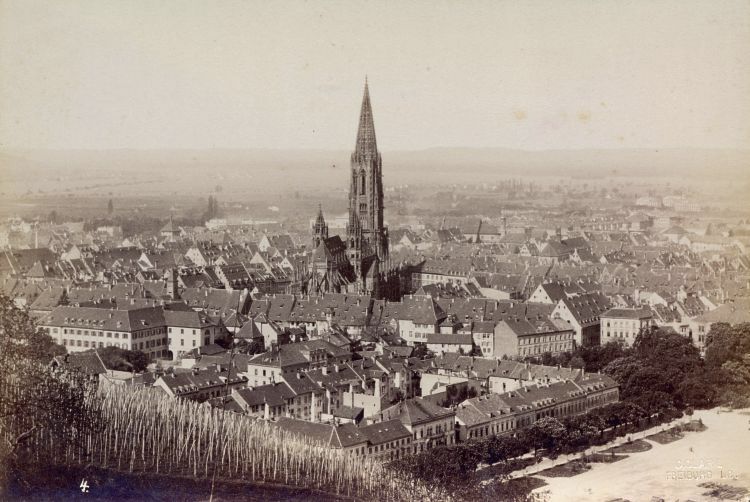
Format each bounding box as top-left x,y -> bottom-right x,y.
80,479 -> 89,493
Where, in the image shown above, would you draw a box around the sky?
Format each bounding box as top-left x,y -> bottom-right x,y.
1,0 -> 749,151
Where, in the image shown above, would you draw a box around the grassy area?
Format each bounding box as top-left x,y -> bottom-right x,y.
585,453 -> 628,464
682,419 -> 708,432
538,459 -> 592,478
699,482 -> 749,500
645,427 -> 684,445
603,439 -> 653,454
477,457 -> 536,482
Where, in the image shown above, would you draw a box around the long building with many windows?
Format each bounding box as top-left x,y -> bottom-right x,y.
39,304 -> 219,360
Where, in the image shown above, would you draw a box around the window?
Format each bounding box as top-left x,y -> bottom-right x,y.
122,333 -> 128,339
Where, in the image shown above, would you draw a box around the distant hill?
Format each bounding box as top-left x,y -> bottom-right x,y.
0,148 -> 747,196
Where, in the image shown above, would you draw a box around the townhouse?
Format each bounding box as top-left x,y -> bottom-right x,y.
162,309 -> 219,359
154,367 -> 248,401
372,397 -> 456,453
232,373 -> 325,422
600,307 -> 654,347
551,292 -> 611,347
40,305 -> 170,359
493,317 -> 575,358
272,417 -> 413,461
455,373 -> 619,441
381,294 -> 445,346
243,339 -> 352,387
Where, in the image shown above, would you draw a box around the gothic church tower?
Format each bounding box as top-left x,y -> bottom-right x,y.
346,79 -> 389,292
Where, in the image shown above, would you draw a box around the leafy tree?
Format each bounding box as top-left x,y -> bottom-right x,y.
569,356 -> 585,369
96,346 -> 148,373
677,375 -> 718,409
0,295 -> 65,363
0,295 -> 103,487
523,416 -> 566,454
705,323 -> 750,368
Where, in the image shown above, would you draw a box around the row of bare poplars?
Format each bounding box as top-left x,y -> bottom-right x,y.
1,368 -> 449,501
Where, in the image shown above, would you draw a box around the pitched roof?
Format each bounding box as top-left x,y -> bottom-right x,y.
601,307 -> 653,320
52,351 -> 107,375
379,397 -> 454,426
42,305 -> 166,332
273,417 -> 368,448
359,419 -> 411,445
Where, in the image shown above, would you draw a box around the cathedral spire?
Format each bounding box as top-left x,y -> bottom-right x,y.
315,204 -> 325,225
354,77 -> 377,158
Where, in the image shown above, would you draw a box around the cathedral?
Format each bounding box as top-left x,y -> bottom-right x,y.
306,80 -> 401,299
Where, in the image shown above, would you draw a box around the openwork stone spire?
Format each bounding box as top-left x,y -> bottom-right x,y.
354,78 -> 377,159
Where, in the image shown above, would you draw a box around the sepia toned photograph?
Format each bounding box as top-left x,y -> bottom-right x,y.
1,1 -> 749,500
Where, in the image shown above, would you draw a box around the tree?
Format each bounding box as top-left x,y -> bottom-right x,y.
705,323 -> 750,369
97,346 -> 148,373
107,198 -> 114,215
0,295 -> 66,363
569,356 -> 585,369
523,416 -> 567,454
0,295 -> 103,487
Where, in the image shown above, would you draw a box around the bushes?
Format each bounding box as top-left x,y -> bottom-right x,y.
389,442 -> 484,488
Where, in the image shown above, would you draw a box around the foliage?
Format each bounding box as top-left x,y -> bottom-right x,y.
0,295 -> 103,488
523,417 -> 566,454
389,443 -> 483,489
439,384 -> 478,408
537,341 -> 630,373
97,346 -> 149,372
704,323 -> 750,368
703,323 -> 750,408
0,294 -> 66,364
601,326 -> 715,412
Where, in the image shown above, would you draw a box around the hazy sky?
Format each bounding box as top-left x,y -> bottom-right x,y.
1,0 -> 749,151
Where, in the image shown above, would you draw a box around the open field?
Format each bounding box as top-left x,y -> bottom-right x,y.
532,409 -> 750,502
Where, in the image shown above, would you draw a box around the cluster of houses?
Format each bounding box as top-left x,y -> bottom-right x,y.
5,209 -> 750,463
